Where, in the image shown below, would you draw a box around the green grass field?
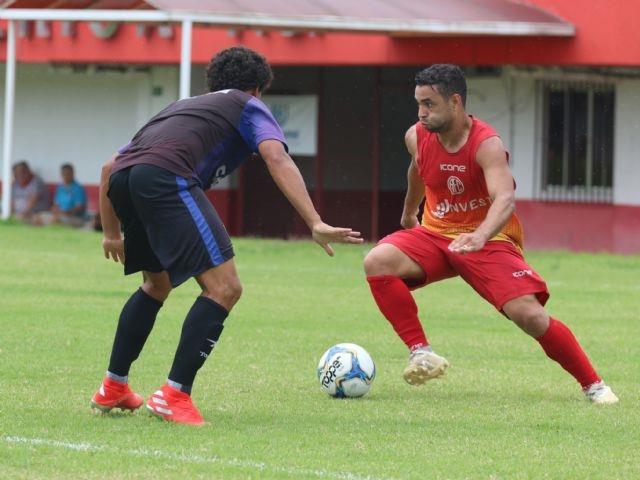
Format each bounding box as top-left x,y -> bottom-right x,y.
1,222 -> 639,479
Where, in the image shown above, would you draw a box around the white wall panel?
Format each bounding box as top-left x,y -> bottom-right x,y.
467,75 -> 537,200
614,80 -> 640,206
0,64 -> 178,185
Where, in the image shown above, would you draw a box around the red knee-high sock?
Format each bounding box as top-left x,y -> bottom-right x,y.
367,275 -> 428,351
536,318 -> 600,389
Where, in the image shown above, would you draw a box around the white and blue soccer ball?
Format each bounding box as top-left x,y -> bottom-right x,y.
317,343 -> 376,398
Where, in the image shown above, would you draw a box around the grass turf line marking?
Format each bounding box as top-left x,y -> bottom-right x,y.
2,436 -> 394,480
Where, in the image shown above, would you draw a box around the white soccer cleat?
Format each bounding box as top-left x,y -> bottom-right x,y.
402,349 -> 449,386
584,381 -> 619,405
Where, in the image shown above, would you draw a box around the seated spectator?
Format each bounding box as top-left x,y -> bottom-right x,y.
51,163 -> 87,227
11,160 -> 50,223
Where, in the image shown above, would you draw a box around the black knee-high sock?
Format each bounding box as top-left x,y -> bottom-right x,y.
168,296 -> 228,393
107,288 -> 163,377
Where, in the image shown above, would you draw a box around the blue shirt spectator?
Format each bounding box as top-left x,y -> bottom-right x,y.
51,163 -> 87,227
54,179 -> 86,215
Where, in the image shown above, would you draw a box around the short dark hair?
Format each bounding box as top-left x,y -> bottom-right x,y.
12,160 -> 29,171
415,64 -> 467,107
61,163 -> 74,172
206,46 -> 274,93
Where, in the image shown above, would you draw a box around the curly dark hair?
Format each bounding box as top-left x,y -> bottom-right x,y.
415,64 -> 467,107
206,46 -> 273,93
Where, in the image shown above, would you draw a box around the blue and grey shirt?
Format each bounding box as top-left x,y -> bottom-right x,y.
112,89 -> 287,188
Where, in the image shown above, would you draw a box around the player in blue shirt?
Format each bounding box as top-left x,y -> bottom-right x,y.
91,47 -> 363,425
52,163 -> 87,226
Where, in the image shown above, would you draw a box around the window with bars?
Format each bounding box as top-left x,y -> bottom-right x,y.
540,82 -> 615,203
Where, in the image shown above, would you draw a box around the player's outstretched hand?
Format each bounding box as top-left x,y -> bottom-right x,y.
103,237 -> 125,264
448,232 -> 487,254
312,222 -> 363,256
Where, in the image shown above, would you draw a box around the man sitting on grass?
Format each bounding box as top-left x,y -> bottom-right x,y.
11,160 -> 50,224
51,163 -> 87,227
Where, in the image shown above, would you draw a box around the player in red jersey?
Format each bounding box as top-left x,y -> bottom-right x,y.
364,64 -> 617,404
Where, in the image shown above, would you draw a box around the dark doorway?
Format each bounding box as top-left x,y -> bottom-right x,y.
241,156 -> 295,238
378,85 -> 419,238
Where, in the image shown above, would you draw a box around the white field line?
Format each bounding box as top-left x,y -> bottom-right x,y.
2,436 -> 394,480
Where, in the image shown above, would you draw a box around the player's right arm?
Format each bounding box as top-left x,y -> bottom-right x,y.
400,125 -> 425,229
100,155 -> 125,264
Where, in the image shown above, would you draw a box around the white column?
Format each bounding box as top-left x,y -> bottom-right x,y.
613,80 -> 640,206
179,19 -> 192,100
1,20 -> 16,220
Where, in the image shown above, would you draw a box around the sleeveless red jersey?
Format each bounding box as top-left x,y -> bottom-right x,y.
415,116 -> 524,249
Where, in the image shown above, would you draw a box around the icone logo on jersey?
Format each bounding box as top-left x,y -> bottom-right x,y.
447,176 -> 465,195
440,164 -> 466,172
512,270 -> 533,278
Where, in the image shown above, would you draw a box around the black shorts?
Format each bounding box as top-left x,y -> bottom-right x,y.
108,164 -> 234,287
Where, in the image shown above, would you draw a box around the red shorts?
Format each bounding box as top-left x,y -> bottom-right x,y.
379,227 -> 549,311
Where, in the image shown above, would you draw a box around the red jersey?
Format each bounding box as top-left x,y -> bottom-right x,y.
415,116 -> 524,249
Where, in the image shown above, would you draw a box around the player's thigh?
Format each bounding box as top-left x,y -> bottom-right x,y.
364,243 -> 425,280
366,227 -> 455,288
107,167 -> 136,226
128,165 -> 234,288
108,167 -> 164,276
447,241 -> 550,312
195,259 -> 242,311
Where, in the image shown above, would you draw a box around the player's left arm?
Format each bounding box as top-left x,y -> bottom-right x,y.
448,136 -> 515,254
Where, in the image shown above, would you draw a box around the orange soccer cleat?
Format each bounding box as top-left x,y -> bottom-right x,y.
146,384 -> 205,426
91,377 -> 144,413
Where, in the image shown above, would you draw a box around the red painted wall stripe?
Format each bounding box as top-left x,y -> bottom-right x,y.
1,0 -> 639,67
3,182 -> 639,253
516,200 -> 640,255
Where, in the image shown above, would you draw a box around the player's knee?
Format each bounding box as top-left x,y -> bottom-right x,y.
364,248 -> 395,276
202,277 -> 242,309
509,306 -> 549,336
142,280 -> 172,302
227,278 -> 243,304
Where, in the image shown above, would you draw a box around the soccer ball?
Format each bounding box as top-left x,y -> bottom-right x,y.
317,343 -> 376,398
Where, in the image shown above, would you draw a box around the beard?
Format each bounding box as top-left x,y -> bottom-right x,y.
424,117 -> 450,133
424,122 -> 449,133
